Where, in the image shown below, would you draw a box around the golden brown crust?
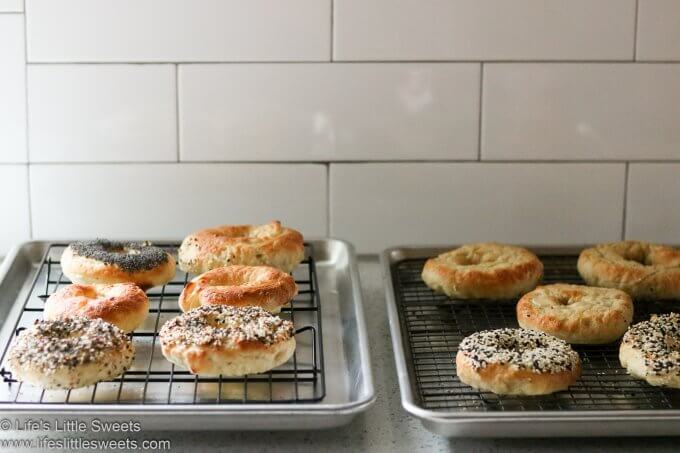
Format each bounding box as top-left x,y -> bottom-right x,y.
61,246 -> 176,291
178,265 -> 297,313
44,283 -> 149,332
422,243 -> 543,299
517,284 -> 633,344
178,221 -> 305,274
577,241 -> 680,299
456,353 -> 581,395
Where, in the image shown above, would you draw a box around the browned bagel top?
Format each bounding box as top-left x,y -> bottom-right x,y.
178,221 -> 304,274
178,265 -> 297,313
46,283 -> 148,321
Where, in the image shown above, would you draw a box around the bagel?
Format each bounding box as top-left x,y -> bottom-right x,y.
179,265 -> 297,314
516,284 -> 633,344
159,305 -> 296,376
620,313 -> 680,388
44,283 -> 149,332
578,241 -> 680,299
7,317 -> 134,389
178,221 -> 304,275
61,240 -> 176,290
422,243 -> 543,299
456,328 -> 581,395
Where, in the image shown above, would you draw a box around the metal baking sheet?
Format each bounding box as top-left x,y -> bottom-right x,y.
382,245 -> 680,438
0,239 -> 374,430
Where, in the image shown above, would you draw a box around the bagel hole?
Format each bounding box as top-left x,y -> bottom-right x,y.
554,296 -> 572,306
626,256 -> 648,265
621,249 -> 650,266
450,249 -> 506,267
452,252 -> 488,266
454,256 -> 478,266
107,245 -> 140,256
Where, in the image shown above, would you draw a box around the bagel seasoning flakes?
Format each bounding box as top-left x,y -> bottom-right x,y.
622,313 -> 680,375
458,328 -> 580,373
70,239 -> 169,272
160,305 -> 294,348
7,317 -> 132,374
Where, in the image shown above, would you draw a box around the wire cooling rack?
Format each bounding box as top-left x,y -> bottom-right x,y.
0,243 -> 325,405
392,254 -> 680,412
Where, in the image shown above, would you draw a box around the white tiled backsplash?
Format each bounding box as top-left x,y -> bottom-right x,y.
1,1 -> 679,254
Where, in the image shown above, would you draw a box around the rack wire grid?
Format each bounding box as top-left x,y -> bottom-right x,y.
392,254 -> 680,412
0,243 -> 326,405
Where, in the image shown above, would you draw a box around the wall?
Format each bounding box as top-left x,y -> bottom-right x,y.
1,0 -> 679,254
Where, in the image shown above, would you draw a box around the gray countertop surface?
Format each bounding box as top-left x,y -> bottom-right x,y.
2,257 -> 679,452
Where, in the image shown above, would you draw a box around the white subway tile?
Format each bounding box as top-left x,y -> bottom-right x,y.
0,15 -> 26,163
626,164 -> 680,243
0,0 -> 22,12
0,0 -> 24,11
330,163 -> 625,253
482,64 -> 680,161
26,0 -> 330,62
29,164 -> 327,239
28,65 -> 176,162
334,0 -> 635,61
637,0 -> 680,60
180,63 -> 479,161
0,165 -> 30,255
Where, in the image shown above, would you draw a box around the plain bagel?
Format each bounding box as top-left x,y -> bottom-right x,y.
44,283 -> 149,332
578,241 -> 680,299
517,284 -> 633,344
178,265 -> 297,314
178,221 -> 305,275
422,243 -> 543,299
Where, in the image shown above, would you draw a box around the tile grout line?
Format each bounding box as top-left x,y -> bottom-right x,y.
633,0 -> 640,61
11,159 -> 680,165
22,60 -> 680,65
175,64 -> 180,162
621,162 -> 630,240
477,63 -> 484,161
22,8 -> 33,239
329,0 -> 334,62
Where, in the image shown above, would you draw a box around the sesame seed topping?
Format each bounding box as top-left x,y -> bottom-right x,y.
7,317 -> 133,375
458,328 -> 580,373
69,239 -> 169,273
622,313 -> 680,376
160,305 -> 294,348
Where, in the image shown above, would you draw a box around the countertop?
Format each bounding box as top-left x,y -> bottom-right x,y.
2,257 -> 679,452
